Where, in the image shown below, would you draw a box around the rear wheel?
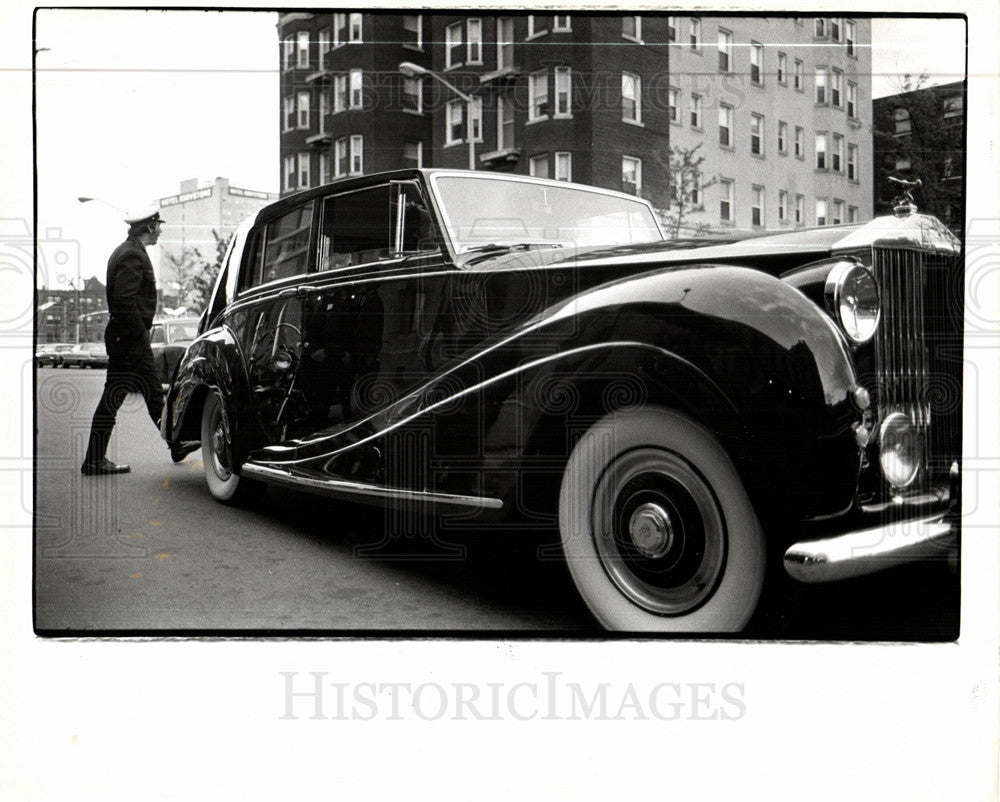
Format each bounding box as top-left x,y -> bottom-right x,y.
558,407 -> 765,633
201,393 -> 264,505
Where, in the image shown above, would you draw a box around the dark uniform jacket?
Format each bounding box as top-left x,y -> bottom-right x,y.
105,235 -> 157,350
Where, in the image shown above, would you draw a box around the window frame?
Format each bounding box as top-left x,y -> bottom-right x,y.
750,112 -> 764,155
622,155 -> 643,195
554,66 -> 573,118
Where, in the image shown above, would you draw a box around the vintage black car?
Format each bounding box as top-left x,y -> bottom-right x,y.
61,342 -> 109,369
34,342 -> 75,367
161,169 -> 961,632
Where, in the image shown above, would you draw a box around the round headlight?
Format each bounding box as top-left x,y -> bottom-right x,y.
879,413 -> 922,488
825,261 -> 881,344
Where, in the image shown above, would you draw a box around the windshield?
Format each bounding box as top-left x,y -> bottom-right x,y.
431,175 -> 664,254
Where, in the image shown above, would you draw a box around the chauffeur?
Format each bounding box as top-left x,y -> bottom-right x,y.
81,207 -> 194,474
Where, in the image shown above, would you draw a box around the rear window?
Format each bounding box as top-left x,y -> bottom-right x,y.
241,202 -> 315,291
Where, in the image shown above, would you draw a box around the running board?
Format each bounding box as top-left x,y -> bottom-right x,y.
241,462 -> 503,511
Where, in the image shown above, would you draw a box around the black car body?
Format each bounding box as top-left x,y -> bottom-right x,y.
161,169 -> 962,632
150,316 -> 201,388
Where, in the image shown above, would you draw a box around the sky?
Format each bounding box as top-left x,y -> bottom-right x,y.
33,10 -> 967,287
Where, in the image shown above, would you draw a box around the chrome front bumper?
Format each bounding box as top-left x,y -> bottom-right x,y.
783,511 -> 957,583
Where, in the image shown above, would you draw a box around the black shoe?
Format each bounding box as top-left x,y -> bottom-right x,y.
81,459 -> 131,476
169,441 -> 200,463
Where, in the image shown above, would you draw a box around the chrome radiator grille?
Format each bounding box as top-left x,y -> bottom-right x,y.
871,246 -> 963,486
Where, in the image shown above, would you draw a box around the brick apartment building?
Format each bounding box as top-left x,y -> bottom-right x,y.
277,13 -> 873,235
873,80 -> 965,237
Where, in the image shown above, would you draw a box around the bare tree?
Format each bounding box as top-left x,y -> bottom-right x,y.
162,229 -> 232,315
654,143 -> 718,238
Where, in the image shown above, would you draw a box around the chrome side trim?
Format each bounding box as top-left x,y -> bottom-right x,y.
783,512 -> 956,583
240,463 -> 504,510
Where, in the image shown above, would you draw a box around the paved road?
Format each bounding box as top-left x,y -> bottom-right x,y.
33,368 -> 959,638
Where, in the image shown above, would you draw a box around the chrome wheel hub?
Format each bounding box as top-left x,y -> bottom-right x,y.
628,502 -> 675,559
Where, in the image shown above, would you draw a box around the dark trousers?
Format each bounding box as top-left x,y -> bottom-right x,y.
83,340 -> 165,466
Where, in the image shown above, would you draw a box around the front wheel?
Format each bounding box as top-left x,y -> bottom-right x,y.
558,407 -> 765,633
200,392 -> 264,505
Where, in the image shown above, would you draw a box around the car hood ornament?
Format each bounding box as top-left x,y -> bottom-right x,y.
889,176 -> 922,217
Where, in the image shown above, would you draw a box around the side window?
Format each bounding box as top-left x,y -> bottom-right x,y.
240,203 -> 315,291
150,324 -> 165,344
316,185 -> 393,270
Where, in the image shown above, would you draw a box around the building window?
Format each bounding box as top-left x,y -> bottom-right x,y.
319,152 -> 330,184
349,135 -> 363,174
750,113 -> 764,155
795,194 -> 805,225
816,133 -> 828,169
895,155 -> 911,172
553,15 -> 571,32
622,72 -> 641,123
334,137 -> 348,177
943,95 -> 963,118
777,52 -> 787,84
831,68 -> 842,107
555,152 -> 572,181
318,28 -> 330,70
497,96 -> 515,149
814,17 -> 826,37
445,21 -> 464,68
778,190 -> 788,222
296,31 -> 309,69
832,199 -> 844,225
470,97 -> 483,142
529,154 -> 549,178
318,92 -> 329,134
622,156 -> 642,195
668,86 -> 679,123
446,99 -> 465,145
298,152 -> 310,188
334,74 -> 347,113
718,103 -> 733,147
718,29 -> 732,72
555,67 -> 572,117
832,134 -> 844,172
333,13 -> 346,48
282,36 -> 294,71
497,18 -> 514,70
830,18 -> 841,41
845,20 -> 856,55
847,144 -> 858,181
847,82 -> 858,119
793,59 -> 803,91
751,185 -> 764,227
689,172 -> 702,205
794,126 -> 804,158
403,15 -> 423,50
689,18 -> 701,50
690,93 -> 702,128
467,18 -> 483,64
719,178 -> 734,222
527,15 -> 547,39
816,199 -> 827,226
403,140 -> 423,168
348,13 -> 362,43
623,16 -> 642,42
283,95 -> 295,131
778,121 -> 788,153
402,76 -> 422,114
349,69 -> 363,109
848,205 -> 859,223
816,69 -> 827,104
894,107 -> 911,134
666,16 -> 676,41
297,91 -> 310,129
750,42 -> 763,85
529,71 -> 549,120
284,155 -> 295,190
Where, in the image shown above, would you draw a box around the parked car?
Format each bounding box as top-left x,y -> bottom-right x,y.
150,316 -> 201,387
34,342 -> 75,367
61,342 -> 108,369
161,169 -> 962,633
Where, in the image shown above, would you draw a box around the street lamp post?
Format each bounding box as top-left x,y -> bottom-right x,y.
398,61 -> 476,170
